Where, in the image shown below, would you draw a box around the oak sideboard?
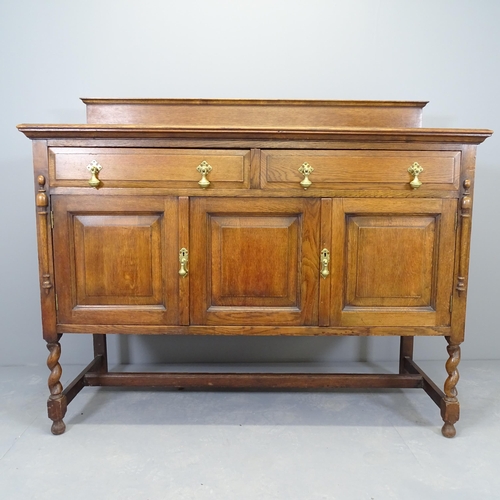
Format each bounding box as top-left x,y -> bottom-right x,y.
18,99 -> 492,436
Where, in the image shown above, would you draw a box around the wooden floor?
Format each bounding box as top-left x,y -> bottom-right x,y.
1,360 -> 499,499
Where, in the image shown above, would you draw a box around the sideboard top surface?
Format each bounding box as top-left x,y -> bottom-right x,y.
16,124 -> 493,144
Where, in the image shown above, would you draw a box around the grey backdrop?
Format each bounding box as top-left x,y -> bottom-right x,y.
1,1 -> 499,367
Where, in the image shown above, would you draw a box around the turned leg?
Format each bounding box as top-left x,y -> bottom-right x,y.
441,336 -> 460,438
47,339 -> 67,435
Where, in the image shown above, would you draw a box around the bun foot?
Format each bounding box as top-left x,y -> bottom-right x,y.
441,422 -> 456,438
51,419 -> 66,435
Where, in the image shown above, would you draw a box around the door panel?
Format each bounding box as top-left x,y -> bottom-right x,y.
53,195 -> 179,325
73,214 -> 162,304
211,215 -> 299,307
330,198 -> 456,327
190,198 -> 320,325
346,215 -> 435,308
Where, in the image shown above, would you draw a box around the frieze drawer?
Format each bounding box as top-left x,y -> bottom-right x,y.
49,148 -> 251,189
261,150 -> 460,191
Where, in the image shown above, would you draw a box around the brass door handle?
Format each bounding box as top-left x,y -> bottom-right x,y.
87,160 -> 102,188
298,162 -> 314,190
197,161 -> 213,189
320,248 -> 330,279
179,248 -> 189,277
408,162 -> 423,189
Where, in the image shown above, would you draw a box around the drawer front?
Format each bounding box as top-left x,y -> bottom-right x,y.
49,148 -> 251,189
262,150 -> 461,191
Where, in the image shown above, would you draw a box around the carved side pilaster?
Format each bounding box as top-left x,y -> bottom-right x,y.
456,180 -> 471,295
46,339 -> 67,435
441,336 -> 461,438
36,175 -> 53,294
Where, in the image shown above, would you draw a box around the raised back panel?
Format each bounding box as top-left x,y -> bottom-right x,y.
83,99 -> 426,128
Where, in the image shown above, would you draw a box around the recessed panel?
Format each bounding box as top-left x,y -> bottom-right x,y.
346,215 -> 436,308
74,214 -> 162,305
211,216 -> 299,307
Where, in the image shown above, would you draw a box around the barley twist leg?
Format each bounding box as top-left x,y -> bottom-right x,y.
47,340 -> 67,435
441,337 -> 461,438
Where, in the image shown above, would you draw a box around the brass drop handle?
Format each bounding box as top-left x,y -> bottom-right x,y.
320,248 -> 330,279
298,162 -> 314,190
179,248 -> 189,277
197,161 -> 213,189
408,162 -> 424,189
87,160 -> 103,188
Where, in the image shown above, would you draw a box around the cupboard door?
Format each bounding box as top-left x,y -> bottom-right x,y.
190,198 -> 320,325
52,196 -> 179,325
330,198 -> 456,327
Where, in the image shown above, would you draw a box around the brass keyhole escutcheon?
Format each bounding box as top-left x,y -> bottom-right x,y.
408,162 -> 424,189
299,162 -> 314,190
179,248 -> 189,277
87,160 -> 103,188
197,161 -> 213,189
320,248 -> 330,279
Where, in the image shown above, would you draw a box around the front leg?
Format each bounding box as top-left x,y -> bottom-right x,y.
441,336 -> 460,438
47,339 -> 67,435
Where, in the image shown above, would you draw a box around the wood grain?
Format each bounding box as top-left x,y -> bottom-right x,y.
337,198 -> 456,328
18,98 -> 492,436
52,195 -> 180,325
84,371 -> 423,390
262,150 -> 460,191
190,197 -> 320,326
18,125 -> 493,145
49,147 -> 251,189
82,98 -> 427,128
